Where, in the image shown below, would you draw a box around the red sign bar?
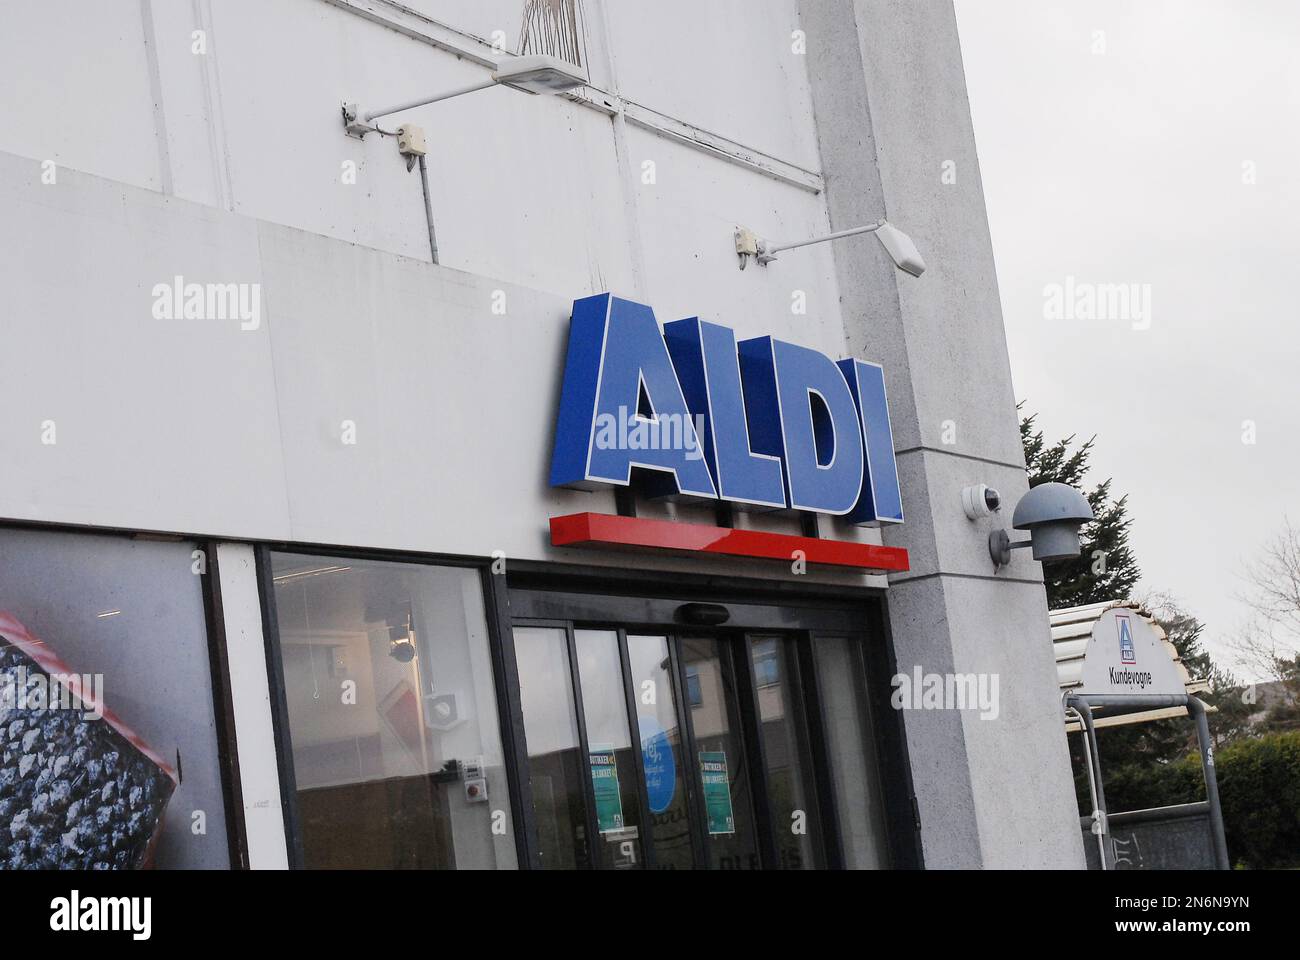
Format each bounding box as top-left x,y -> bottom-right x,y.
549,512 -> 910,572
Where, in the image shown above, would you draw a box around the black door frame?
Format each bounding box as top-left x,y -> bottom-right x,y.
505,562 -> 923,870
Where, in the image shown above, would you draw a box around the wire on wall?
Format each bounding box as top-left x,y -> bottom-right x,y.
518,0 -> 588,69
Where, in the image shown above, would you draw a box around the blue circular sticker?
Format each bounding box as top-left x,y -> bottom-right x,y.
638,715 -> 677,814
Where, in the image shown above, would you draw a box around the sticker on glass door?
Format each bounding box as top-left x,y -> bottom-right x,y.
700,751 -> 736,835
589,744 -> 625,832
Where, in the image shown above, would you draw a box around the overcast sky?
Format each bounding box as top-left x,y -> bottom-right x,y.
954,0 -> 1300,677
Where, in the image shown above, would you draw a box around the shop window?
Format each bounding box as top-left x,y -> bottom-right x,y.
267,553 -> 516,869
812,636 -> 890,868
0,526 -> 230,869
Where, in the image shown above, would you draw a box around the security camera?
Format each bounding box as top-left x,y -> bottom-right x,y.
989,482 -> 1094,568
389,636 -> 417,663
385,608 -> 418,663
961,484 -> 1001,520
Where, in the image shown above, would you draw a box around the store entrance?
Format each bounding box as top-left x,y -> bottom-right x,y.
508,584 -> 904,870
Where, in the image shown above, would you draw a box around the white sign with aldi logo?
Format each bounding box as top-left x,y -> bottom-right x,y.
1077,608 -> 1186,697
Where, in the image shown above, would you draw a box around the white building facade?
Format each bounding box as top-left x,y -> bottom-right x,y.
0,0 -> 1084,869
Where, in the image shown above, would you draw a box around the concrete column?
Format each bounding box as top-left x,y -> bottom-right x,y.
799,0 -> 1085,867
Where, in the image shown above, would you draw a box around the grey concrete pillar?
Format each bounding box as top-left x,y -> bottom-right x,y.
800,0 -> 1085,868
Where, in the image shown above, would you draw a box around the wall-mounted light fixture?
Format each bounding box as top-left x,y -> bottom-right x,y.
734,219 -> 926,276
338,53 -> 587,265
342,53 -> 587,138
988,482 -> 1094,569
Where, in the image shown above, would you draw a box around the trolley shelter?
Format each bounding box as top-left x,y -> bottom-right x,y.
1052,601 -> 1229,870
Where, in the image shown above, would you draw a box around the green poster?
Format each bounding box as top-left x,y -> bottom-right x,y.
589,746 -> 624,833
699,751 -> 735,836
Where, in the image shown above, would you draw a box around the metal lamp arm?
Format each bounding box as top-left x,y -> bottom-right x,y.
763,220 -> 886,256
989,528 -> 1034,568
364,78 -> 498,123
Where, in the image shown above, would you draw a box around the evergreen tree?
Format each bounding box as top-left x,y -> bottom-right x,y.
1020,410 -> 1140,609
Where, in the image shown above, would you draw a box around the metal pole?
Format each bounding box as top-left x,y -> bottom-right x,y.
1186,696 -> 1231,870
365,78 -> 497,122
1066,704 -> 1108,870
1068,695 -> 1112,869
766,220 -> 885,255
416,154 -> 439,265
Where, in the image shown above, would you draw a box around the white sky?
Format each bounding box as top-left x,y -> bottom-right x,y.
955,0 -> 1300,678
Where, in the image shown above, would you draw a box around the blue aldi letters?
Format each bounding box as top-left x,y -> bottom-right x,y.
550,293 -> 903,526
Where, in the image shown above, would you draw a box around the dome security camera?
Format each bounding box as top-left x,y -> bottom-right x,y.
961,484 -> 1001,520
989,482 -> 1094,568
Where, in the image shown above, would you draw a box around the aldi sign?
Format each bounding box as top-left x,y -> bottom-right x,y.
550,293 -> 903,525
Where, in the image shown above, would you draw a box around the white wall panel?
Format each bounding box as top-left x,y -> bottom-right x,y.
207,0 -> 433,260
0,1 -> 816,303
205,0 -> 632,297
627,126 -> 848,361
0,0 -> 162,191
0,152 -> 291,538
148,0 -> 228,208
410,85 -> 635,297
603,0 -> 822,170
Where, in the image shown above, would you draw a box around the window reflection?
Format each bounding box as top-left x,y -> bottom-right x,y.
750,636 -> 823,870
626,634 -> 694,869
514,626 -> 590,869
573,629 -> 643,868
681,637 -> 762,870
813,637 -> 889,868
270,553 -> 516,869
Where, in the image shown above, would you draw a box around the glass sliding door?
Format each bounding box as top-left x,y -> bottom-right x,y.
626,634 -> 696,869
508,598 -> 898,870
572,629 -> 644,868
680,636 -> 762,870
514,625 -> 591,869
746,635 -> 825,870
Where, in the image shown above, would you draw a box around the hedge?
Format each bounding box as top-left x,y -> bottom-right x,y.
1095,731 -> 1300,869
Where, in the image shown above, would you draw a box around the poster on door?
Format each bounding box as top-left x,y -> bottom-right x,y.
589,746 -> 624,833
699,750 -> 735,835
638,716 -> 676,814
